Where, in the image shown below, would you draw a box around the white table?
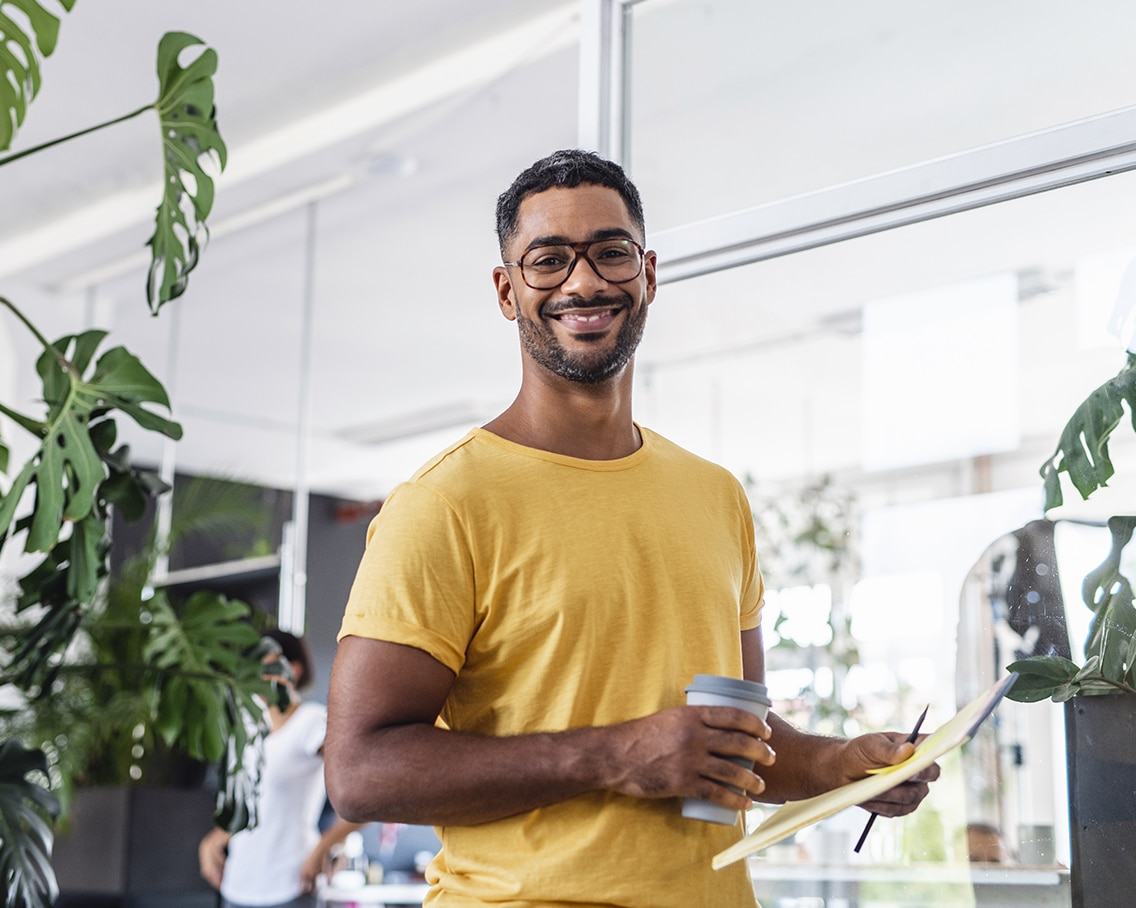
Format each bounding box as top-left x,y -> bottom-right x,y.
748,861 -> 1070,907
317,882 -> 431,906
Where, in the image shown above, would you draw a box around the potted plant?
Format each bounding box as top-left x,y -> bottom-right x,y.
1004,350 -> 1136,908
1,11 -> 276,908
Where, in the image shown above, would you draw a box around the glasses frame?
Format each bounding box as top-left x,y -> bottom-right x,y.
503,238 -> 646,290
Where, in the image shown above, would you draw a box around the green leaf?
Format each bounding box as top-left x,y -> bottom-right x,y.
1039,353 -> 1136,511
1081,516 -> 1136,685
146,31 -> 227,313
0,739 -> 61,908
143,592 -> 267,762
1,318 -> 179,678
0,331 -> 181,559
137,593 -> 275,832
1006,654 -> 1080,680
1004,655 -> 1079,702
0,0 -> 77,153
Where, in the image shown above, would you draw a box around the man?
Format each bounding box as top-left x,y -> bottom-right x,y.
325,150 -> 938,907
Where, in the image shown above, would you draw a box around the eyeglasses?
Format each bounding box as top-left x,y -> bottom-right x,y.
503,238 -> 645,290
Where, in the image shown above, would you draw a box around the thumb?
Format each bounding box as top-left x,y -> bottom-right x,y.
859,731 -> 917,768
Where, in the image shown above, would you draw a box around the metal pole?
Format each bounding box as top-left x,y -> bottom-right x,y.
578,0 -> 635,164
281,201 -> 318,634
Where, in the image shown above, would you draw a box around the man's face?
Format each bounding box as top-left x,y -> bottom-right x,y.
493,185 -> 656,385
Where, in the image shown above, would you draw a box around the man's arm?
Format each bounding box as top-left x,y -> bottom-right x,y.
324,636 -> 775,826
740,626 -> 939,815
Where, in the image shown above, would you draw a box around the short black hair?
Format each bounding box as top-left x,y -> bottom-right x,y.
262,627 -> 314,691
495,149 -> 646,254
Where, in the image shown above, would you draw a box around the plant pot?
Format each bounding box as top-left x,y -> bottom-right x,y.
52,785 -> 217,907
1064,693 -> 1136,908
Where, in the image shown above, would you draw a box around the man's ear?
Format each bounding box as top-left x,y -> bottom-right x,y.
644,249 -> 658,306
492,266 -> 519,321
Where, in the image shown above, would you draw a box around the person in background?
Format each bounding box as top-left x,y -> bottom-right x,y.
199,628 -> 364,908
324,150 -> 940,907
967,822 -> 1011,863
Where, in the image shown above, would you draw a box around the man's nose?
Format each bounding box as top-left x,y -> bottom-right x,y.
559,253 -> 610,295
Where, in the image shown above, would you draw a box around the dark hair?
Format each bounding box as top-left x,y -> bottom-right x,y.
495,149 -> 646,254
262,627 -> 314,691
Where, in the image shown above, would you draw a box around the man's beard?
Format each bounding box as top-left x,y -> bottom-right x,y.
516,296 -> 647,385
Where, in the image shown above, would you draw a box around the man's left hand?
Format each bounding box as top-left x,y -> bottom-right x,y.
838,732 -> 940,817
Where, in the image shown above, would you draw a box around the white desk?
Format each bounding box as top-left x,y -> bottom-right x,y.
317,882 -> 430,906
748,861 -> 1070,907
318,864 -> 1069,907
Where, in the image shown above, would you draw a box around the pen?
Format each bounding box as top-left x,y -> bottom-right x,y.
852,704 -> 929,854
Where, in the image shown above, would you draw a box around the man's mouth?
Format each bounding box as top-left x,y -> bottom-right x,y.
547,306 -> 623,332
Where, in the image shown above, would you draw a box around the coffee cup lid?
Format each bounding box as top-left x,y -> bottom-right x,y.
685,673 -> 771,705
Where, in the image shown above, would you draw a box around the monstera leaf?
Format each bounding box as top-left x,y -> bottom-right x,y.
146,31 -> 227,312
0,317 -> 180,684
0,327 -> 181,555
144,592 -> 277,833
1040,352 -> 1136,510
145,591 -> 271,762
1,29 -> 225,312
212,636 -> 293,834
0,740 -> 60,908
0,0 -> 78,152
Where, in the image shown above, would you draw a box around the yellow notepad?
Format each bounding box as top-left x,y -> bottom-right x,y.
712,673 -> 1018,870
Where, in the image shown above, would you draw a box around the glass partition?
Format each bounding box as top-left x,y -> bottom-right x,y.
626,0 -> 1136,230
630,165 -> 1136,904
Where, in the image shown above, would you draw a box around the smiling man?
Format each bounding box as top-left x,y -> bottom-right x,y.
325,150 -> 938,908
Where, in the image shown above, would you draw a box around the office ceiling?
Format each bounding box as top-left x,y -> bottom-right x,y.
3,0 -> 1136,505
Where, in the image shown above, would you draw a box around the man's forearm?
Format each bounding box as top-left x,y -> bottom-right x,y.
755,712 -> 847,803
325,704 -> 775,827
326,637 -> 774,825
326,721 -> 616,826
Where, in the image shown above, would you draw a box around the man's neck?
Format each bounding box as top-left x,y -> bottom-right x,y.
483,369 -> 640,460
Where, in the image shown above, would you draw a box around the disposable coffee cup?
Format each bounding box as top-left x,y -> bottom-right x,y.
681,674 -> 772,826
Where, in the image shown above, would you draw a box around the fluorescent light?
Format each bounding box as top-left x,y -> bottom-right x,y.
56,173 -> 355,291
338,401 -> 489,445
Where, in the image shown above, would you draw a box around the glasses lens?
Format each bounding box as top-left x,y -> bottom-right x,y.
521,246 -> 575,289
586,239 -> 642,282
520,240 -> 643,289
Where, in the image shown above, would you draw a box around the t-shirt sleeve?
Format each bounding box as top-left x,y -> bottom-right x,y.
737,483 -> 765,632
337,480 -> 476,675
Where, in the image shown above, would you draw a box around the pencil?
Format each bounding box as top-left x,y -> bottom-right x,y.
852,704 -> 929,854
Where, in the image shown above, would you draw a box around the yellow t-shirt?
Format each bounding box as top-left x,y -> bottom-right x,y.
340,426 -> 764,907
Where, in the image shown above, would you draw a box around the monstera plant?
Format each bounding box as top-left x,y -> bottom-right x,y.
1006,352 -> 1136,702
1,8 -> 273,908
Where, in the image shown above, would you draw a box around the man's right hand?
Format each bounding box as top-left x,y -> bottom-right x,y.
600,705 -> 775,809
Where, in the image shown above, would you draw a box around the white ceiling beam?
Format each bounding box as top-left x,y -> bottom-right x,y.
652,106 -> 1136,285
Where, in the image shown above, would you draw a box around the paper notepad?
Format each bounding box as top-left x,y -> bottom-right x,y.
712,673 -> 1018,870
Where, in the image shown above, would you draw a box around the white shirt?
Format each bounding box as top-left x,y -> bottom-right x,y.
221,700 -> 328,905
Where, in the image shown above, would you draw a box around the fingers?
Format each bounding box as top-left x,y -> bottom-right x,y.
698,753 -> 769,802
841,730 -> 942,817
608,705 -> 775,805
859,777 -> 933,817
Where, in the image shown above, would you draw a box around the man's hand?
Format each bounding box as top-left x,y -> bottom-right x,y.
601,705 -> 775,811
836,732 -> 940,817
